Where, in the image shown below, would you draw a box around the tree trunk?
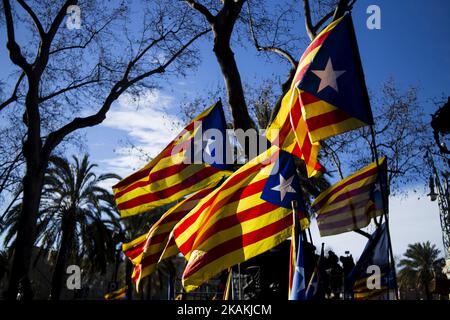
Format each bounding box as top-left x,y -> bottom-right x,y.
424,282 -> 432,300
6,133 -> 45,300
50,209 -> 76,300
211,5 -> 255,131
213,40 -> 253,130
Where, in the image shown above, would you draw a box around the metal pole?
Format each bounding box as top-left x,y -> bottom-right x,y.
291,200 -> 299,253
231,269 -> 235,300
238,264 -> 242,300
369,125 -> 399,300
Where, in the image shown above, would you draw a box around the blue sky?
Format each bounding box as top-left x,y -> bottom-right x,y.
1,1 -> 449,260
90,1 -> 450,259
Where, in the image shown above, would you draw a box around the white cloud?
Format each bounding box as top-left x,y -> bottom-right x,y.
309,191 -> 446,261
99,89 -> 183,180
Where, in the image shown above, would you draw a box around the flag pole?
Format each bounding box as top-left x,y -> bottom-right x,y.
223,268 -> 233,300
368,125 -> 399,300
291,200 -> 300,256
238,263 -> 242,300
347,11 -> 399,299
289,200 -> 299,300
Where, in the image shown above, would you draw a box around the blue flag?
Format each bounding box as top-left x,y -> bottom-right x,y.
261,151 -> 303,209
290,232 -> 306,300
305,244 -> 324,300
347,223 -> 396,300
189,100 -> 234,171
298,13 -> 373,126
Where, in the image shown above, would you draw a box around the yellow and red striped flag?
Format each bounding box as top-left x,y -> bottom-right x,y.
113,101 -> 232,217
312,157 -> 387,236
267,87 -> 324,178
122,186 -> 217,288
173,146 -> 309,292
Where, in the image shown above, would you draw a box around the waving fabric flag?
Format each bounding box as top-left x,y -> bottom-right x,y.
173,146 -> 309,292
305,244 -> 324,300
289,232 -> 306,300
297,13 -> 373,142
312,157 -> 387,236
267,13 -> 373,177
122,186 -> 216,288
267,87 -> 324,178
113,101 -> 233,217
347,223 -> 395,300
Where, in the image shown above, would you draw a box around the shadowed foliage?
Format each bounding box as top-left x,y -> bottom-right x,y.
397,241 -> 443,300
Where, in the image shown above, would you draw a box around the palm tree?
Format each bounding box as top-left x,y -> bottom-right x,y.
42,155 -> 121,300
1,155 -> 121,300
397,241 -> 442,300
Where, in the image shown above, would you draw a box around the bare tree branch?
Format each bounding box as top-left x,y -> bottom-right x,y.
313,9 -> 334,33
2,0 -> 32,74
42,28 -> 210,156
302,0 -> 315,41
184,0 -> 215,23
247,2 -> 297,68
0,72 -> 25,111
17,0 -> 45,37
332,0 -> 349,21
303,0 -> 338,40
46,0 -> 77,40
49,14 -> 116,55
39,77 -> 102,103
34,0 -> 78,76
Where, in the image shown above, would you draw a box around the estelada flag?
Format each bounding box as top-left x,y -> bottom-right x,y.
312,157 -> 388,236
122,185 -> 217,289
267,14 -> 374,178
296,13 -> 374,142
347,223 -> 396,300
173,146 -> 309,292
113,101 -> 233,217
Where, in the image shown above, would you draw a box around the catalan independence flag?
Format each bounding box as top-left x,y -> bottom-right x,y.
267,14 -> 373,178
347,223 -> 395,300
305,244 -> 325,300
122,186 -> 216,288
113,101 -> 233,217
289,232 -> 306,300
173,146 -> 309,292
312,157 -> 388,236
267,85 -> 324,178
296,13 -> 373,142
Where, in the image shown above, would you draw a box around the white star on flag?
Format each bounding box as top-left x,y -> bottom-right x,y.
373,182 -> 381,193
311,57 -> 346,93
204,138 -> 216,157
271,174 -> 296,201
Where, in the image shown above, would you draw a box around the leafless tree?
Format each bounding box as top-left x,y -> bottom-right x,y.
247,0 -> 351,124
0,0 -> 208,299
324,80 -> 432,194
184,0 -> 256,130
